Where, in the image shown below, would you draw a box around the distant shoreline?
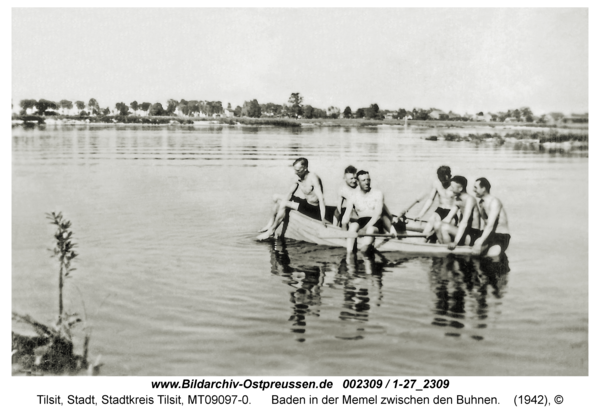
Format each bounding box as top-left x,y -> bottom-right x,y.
12,114 -> 589,131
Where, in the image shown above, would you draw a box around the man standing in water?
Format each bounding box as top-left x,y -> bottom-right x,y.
332,165 -> 358,227
341,170 -> 385,253
257,157 -> 327,240
435,175 -> 482,250
472,177 -> 510,256
393,165 -> 455,239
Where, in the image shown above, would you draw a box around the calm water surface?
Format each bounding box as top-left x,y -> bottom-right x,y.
12,124 -> 588,375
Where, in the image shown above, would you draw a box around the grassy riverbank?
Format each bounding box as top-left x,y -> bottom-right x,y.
12,114 -> 588,130
12,114 -> 302,127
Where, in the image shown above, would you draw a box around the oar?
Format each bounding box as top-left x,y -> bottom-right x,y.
391,215 -> 426,223
404,216 -> 427,223
319,228 -> 426,239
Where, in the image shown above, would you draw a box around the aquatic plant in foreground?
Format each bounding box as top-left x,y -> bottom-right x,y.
12,213 -> 102,375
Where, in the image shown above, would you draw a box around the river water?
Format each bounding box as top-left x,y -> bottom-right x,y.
12,123 -> 588,375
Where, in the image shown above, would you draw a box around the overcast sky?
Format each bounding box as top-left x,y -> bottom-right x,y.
12,8 -> 588,114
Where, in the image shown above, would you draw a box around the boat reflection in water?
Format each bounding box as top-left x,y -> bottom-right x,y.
267,239 -> 509,343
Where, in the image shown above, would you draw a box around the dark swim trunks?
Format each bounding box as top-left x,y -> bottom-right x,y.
435,207 -> 457,224
458,228 -> 483,246
435,207 -> 451,220
356,217 -> 383,231
485,233 -> 511,254
291,196 -> 321,220
324,205 -> 337,223
334,207 -> 358,225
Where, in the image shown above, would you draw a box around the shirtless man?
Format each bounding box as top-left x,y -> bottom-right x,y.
257,157 -> 327,241
472,177 -> 510,257
332,165 -> 358,227
435,175 -> 482,250
393,166 -> 455,238
341,170 -> 384,253
334,165 -> 397,236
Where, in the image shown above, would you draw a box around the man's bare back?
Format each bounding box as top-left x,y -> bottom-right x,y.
434,180 -> 454,209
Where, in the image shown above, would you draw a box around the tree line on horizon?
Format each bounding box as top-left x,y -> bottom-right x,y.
16,94 -> 587,124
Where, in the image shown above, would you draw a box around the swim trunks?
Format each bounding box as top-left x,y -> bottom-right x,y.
392,217 -> 406,233
324,205 -> 337,223
356,217 -> 383,231
485,232 -> 511,254
435,207 -> 451,220
458,228 -> 483,246
435,207 -> 457,224
291,196 -> 321,221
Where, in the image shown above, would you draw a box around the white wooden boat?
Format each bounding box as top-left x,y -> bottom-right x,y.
276,210 -> 474,255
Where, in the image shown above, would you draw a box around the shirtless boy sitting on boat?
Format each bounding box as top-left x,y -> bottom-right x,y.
435,175 -> 482,250
472,177 -> 511,257
393,165 -> 455,240
341,170 -> 384,253
257,157 -> 327,241
332,165 -> 358,227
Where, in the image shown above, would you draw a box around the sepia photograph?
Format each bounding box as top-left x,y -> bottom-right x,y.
11,6 -> 589,383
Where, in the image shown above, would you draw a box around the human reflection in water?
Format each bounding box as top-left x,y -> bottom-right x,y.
428,254 -> 510,341
269,239 -> 327,342
333,252 -> 387,340
268,241 -> 391,342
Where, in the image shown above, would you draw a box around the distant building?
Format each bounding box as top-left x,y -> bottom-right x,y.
428,109 -> 446,120
385,112 -> 398,119
447,111 -> 462,120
